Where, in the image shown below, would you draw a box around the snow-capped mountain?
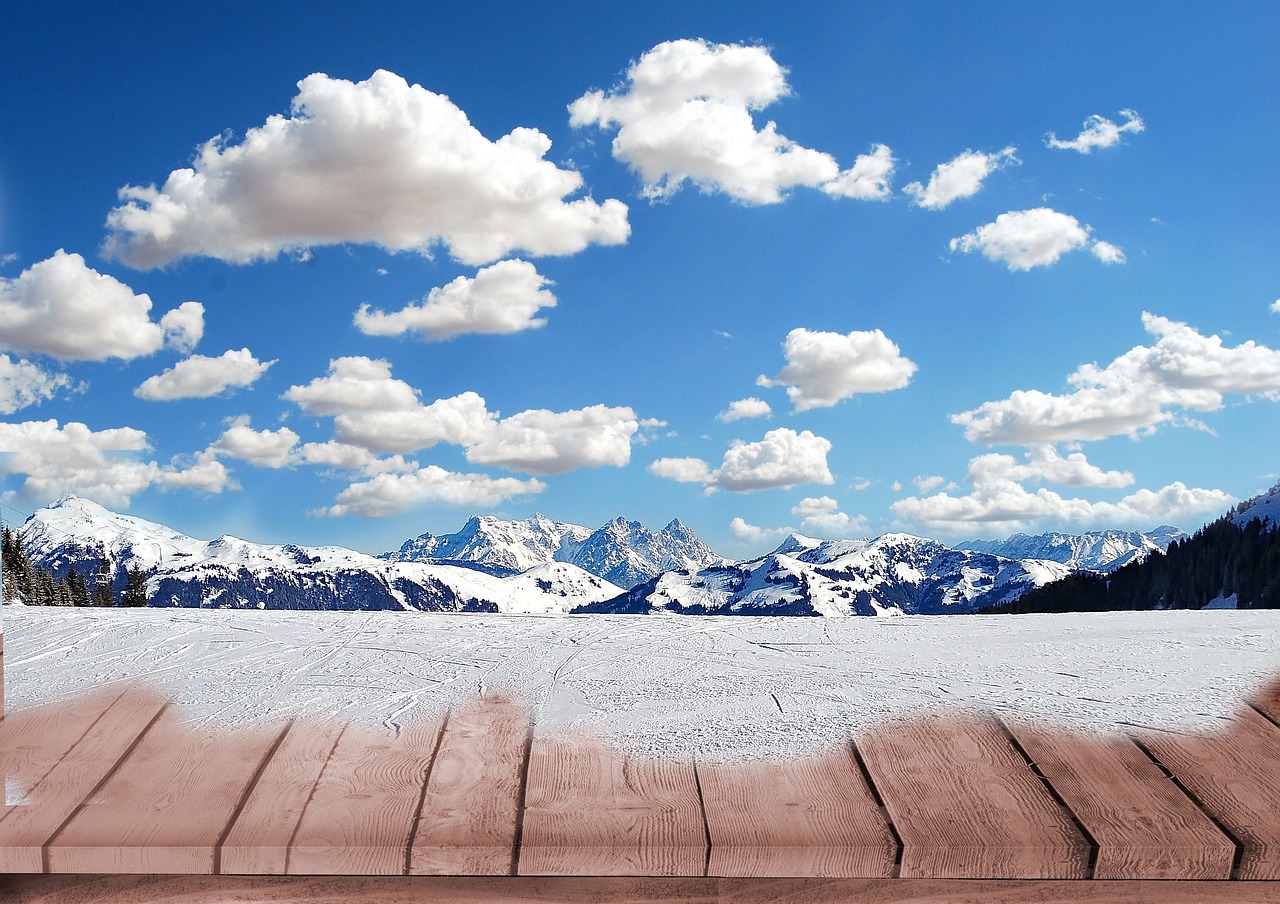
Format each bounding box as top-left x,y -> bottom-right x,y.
386,513 -> 723,588
580,532 -> 1071,617
15,496 -> 621,613
958,526 -> 1185,572
1231,482 -> 1280,530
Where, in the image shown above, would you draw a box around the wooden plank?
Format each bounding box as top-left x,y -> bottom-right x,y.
518,729 -> 706,876
284,717 -> 443,875
856,715 -> 1089,879
219,719 -> 347,875
410,696 -> 529,876
46,708 -> 285,874
1004,719 -> 1236,879
698,750 -> 897,877
719,877 -> 1280,903
1251,674 -> 1280,726
1139,707 -> 1280,879
0,685 -> 167,872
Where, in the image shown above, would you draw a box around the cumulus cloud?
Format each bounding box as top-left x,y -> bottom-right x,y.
210,416 -> 300,468
949,208 -> 1120,271
320,466 -> 544,518
651,427 -> 834,493
104,70 -> 629,269
0,419 -> 234,507
913,475 -> 946,494
334,393 -> 497,455
1046,110 -> 1145,153
1271,299 -> 1280,313
0,250 -> 203,360
0,356 -> 76,413
821,144 -> 896,200
792,495 -> 866,537
135,348 -> 274,400
728,516 -> 793,548
283,356 -> 419,415
953,313 -> 1280,445
465,404 -> 638,475
718,397 -> 771,422
354,259 -> 556,341
903,147 -> 1016,209
570,39 -> 885,205
757,327 -> 916,411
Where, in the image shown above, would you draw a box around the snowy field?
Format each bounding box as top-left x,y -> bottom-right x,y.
5,607 -> 1280,760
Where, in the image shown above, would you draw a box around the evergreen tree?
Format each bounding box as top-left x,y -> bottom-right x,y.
122,566 -> 149,607
66,565 -> 91,607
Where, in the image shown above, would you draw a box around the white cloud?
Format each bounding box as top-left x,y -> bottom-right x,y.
0,419 -> 234,507
284,356 -> 421,415
913,475 -> 946,494
334,392 -> 497,456
967,446 -> 1134,490
652,427 -> 834,493
104,70 -> 629,269
210,416 -> 300,468
758,327 -> 916,411
321,466 -> 544,518
354,259 -> 556,341
850,477 -> 872,491
1271,299 -> 1280,314
135,348 -> 274,400
1046,110 -> 1145,153
949,208 -> 1120,271
718,397 -> 771,422
821,144 -> 896,201
954,313 -> 1280,444
728,516 -> 792,547
0,250 -> 204,360
570,39 -> 882,205
0,355 -> 76,413
903,147 -> 1016,209
792,495 -> 866,538
465,404 -> 638,475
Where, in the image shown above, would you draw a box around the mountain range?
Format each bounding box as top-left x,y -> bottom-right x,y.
7,494 -> 1187,616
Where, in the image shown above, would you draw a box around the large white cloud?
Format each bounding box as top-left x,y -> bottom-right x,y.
210,416 -> 300,468
0,356 -> 76,413
283,356 -> 421,415
570,39 -> 888,205
334,393 -> 497,456
718,397 -> 771,422
651,427 -> 834,493
135,348 -> 274,400
104,70 -> 629,269
758,327 -> 916,411
0,250 -> 203,360
954,313 -> 1280,444
792,495 -> 866,538
903,147 -> 1016,209
354,259 -> 557,341
0,419 -> 234,507
949,208 -> 1121,271
321,466 -> 544,518
465,405 -> 638,475
1046,109 -> 1145,153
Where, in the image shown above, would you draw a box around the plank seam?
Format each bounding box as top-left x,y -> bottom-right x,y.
508,712 -> 534,877
213,720 -> 294,875
1128,734 -> 1246,881
992,716 -> 1099,879
40,698 -> 169,873
690,757 -> 713,878
283,721 -> 348,876
1246,701 -> 1280,732
403,709 -> 450,876
848,738 -> 903,879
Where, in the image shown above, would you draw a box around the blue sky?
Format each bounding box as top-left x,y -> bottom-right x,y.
1,2 -> 1278,557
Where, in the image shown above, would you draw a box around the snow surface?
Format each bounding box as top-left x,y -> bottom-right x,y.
5,607 -> 1278,761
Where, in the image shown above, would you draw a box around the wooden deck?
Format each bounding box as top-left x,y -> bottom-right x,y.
1,676 -> 1279,903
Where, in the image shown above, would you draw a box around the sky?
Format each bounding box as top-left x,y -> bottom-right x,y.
1,2 -> 1278,558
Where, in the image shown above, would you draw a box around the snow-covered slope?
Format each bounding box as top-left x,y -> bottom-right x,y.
16,496 -> 621,613
583,532 -> 1071,616
387,513 -> 723,587
959,526 -> 1185,572
1232,482 -> 1280,530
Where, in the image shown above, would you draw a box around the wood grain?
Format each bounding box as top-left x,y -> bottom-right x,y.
698,750 -> 896,877
1138,707 -> 1280,880
0,685 -> 167,872
519,729 -> 706,876
856,715 -> 1089,879
1251,674 -> 1280,726
410,696 -> 529,875
284,717 -> 442,875
46,708 -> 284,874
1004,719 -> 1236,879
218,719 -> 347,875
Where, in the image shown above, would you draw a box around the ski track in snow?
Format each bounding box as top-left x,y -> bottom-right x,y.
5,607 -> 1279,761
